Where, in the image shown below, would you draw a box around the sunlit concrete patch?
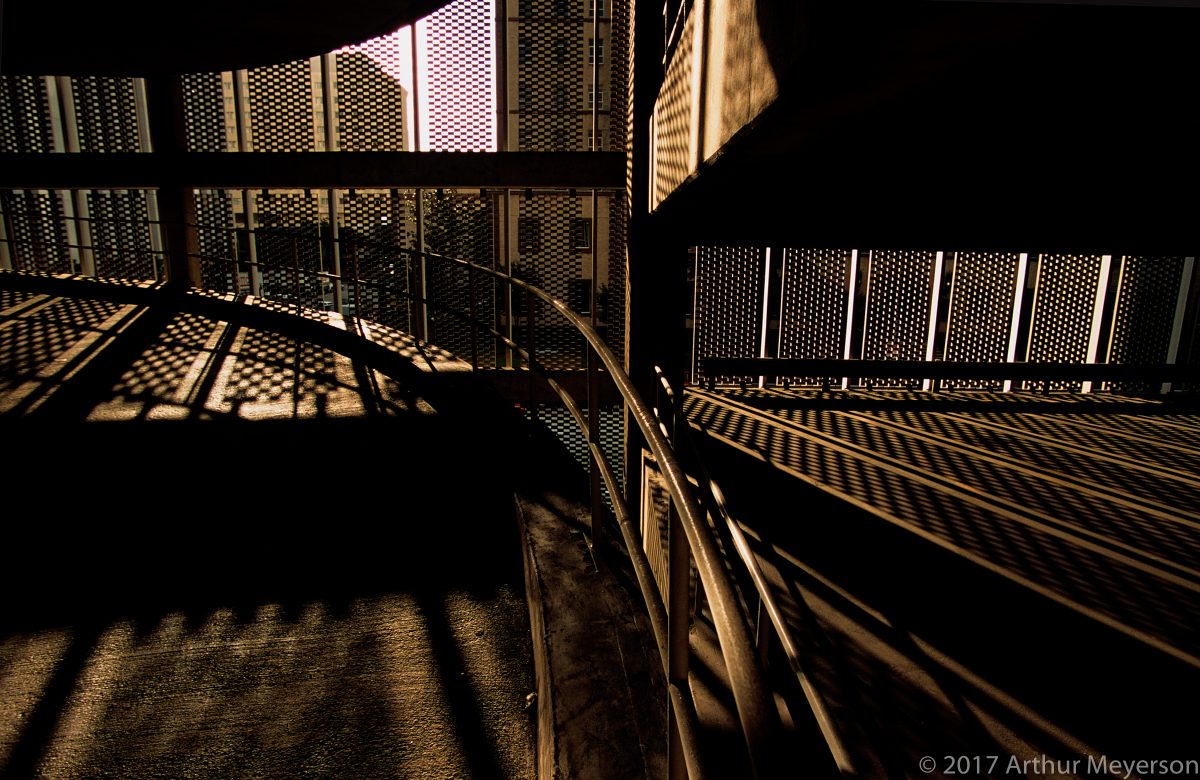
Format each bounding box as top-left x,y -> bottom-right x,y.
0,630 -> 73,772
24,595 -> 533,780
360,320 -> 472,372
204,327 -> 372,419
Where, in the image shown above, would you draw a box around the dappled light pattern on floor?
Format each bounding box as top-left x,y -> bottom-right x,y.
684,386 -> 1200,777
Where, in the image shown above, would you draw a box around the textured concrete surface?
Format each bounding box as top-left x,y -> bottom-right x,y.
0,272 -> 672,780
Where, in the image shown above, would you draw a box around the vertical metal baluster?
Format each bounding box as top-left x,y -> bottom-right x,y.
468,263 -> 479,370
291,235 -> 301,307
667,373 -> 690,780
527,286 -> 537,423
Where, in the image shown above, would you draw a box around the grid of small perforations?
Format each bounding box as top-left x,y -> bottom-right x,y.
1025,253 -> 1104,390
862,250 -> 937,363
603,191 -> 627,357
945,252 -> 1022,364
424,0 -> 495,151
182,73 -> 227,153
195,190 -> 238,293
778,248 -> 851,363
87,191 -> 157,280
694,247 -> 764,382
252,191 -> 324,307
1026,253 -> 1103,364
1108,257 -> 1187,366
424,189 -> 499,365
340,189 -> 417,331
70,77 -> 142,152
515,18 -> 585,151
0,76 -> 56,152
653,6 -> 693,207
334,52 -> 407,152
0,191 -> 72,273
247,61 -> 315,152
519,193 -> 586,368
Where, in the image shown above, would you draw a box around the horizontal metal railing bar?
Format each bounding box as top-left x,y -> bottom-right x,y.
0,152 -> 627,190
705,357 -> 1200,384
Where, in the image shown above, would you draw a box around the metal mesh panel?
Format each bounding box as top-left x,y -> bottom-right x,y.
1109,257 -> 1186,364
70,77 -> 143,153
653,6 -> 693,207
693,246 -> 765,382
0,76 -> 56,153
516,192 -> 588,369
424,189 -> 499,365
181,73 -> 228,153
333,52 -> 408,152
423,0 -> 496,151
1026,253 -> 1105,389
87,190 -> 159,281
602,191 -> 627,358
1,191 -> 74,274
944,252 -> 1022,364
246,60 -> 316,152
195,190 -> 239,293
778,249 -> 852,382
1107,256 -> 1188,392
339,188 -> 417,330
252,191 -> 324,307
862,250 -> 937,387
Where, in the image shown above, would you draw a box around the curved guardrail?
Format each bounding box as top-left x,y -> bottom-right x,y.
0,212 -> 786,778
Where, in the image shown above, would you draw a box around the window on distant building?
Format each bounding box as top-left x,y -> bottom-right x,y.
518,83 -> 531,111
553,0 -> 570,16
571,217 -> 592,249
587,84 -> 604,110
519,216 -> 542,252
518,35 -> 532,64
588,38 -> 605,65
587,129 -> 604,151
588,0 -> 606,16
554,38 -> 569,64
555,84 -> 571,111
570,278 -> 592,314
519,0 -> 532,15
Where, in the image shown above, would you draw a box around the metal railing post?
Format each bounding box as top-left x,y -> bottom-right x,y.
588,344 -> 604,544
668,492 -> 691,780
527,286 -> 537,422
468,263 -> 480,370
291,235 -> 301,306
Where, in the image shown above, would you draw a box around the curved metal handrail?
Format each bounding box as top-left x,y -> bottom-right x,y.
0,210 -> 784,778
412,245 -> 784,778
654,367 -> 855,777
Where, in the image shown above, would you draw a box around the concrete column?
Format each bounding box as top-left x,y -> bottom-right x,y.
143,75 -> 201,288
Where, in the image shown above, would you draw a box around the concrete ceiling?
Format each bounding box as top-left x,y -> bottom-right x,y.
1,0 -> 451,75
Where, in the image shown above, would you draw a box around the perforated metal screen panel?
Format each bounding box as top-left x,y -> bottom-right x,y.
653,7 -> 693,207
1106,256 -> 1189,392
70,77 -> 143,153
333,52 -> 408,152
87,190 -> 159,281
944,252 -> 1021,364
0,191 -> 73,273
778,248 -> 852,365
1026,253 -> 1105,389
246,61 -> 317,152
182,73 -> 228,153
423,0 -> 495,151
423,188 -> 499,365
194,190 -> 239,293
0,76 -> 56,153
252,191 -> 324,307
693,247 -> 765,382
515,192 -> 590,369
1108,257 -> 1187,365
862,250 -> 937,387
339,189 -> 417,330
